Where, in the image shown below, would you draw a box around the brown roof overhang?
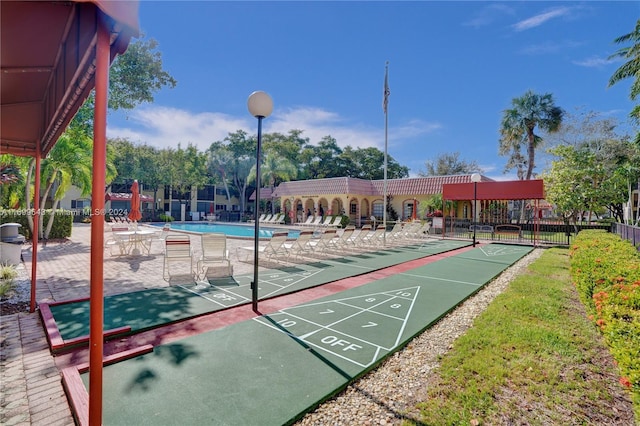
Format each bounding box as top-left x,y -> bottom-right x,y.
1,0 -> 139,157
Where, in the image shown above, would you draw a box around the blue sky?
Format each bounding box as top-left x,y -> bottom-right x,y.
107,1 -> 639,180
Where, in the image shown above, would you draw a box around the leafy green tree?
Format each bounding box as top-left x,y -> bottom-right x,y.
71,37 -> 177,133
299,136 -> 345,179
544,110 -> 640,223
499,90 -> 564,180
339,147 -> 409,180
262,130 -> 308,168
609,18 -> 640,142
544,140 -> 636,224
419,152 -> 481,177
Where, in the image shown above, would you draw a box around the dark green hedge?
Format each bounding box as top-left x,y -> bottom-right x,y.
0,209 -> 73,239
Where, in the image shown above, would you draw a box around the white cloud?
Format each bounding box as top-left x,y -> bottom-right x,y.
572,56 -> 616,68
463,4 -> 515,28
108,105 -> 442,153
512,7 -> 572,31
107,107 -> 250,151
520,40 -> 583,55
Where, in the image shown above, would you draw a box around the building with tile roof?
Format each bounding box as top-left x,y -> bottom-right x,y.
257,174 -> 494,227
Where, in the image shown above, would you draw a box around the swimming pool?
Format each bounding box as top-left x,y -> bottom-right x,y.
151,222 -> 300,239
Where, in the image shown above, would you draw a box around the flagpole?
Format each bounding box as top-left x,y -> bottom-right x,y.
382,61 -> 389,246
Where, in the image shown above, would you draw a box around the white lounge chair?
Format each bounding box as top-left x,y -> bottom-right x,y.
249,213 -> 266,224
347,225 -> 372,247
283,229 -> 316,258
325,225 -> 355,251
295,216 -> 314,227
163,234 -> 195,281
319,216 -> 334,227
307,216 -> 323,228
197,233 -> 232,280
237,231 -> 290,262
327,216 -> 342,227
308,228 -> 338,253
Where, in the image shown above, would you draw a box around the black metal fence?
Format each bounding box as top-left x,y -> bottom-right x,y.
614,223 -> 640,251
431,218 -> 613,246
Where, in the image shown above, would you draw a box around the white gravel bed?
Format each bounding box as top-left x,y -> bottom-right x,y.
295,248 -> 544,426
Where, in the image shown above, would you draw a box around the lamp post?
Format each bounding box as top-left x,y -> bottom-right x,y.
248,91 -> 273,313
471,173 -> 481,247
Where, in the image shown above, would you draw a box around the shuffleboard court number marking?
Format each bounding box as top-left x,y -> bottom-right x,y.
253,286 -> 421,367
321,335 -> 362,352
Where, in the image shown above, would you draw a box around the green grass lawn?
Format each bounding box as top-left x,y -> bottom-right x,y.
406,247 -> 636,425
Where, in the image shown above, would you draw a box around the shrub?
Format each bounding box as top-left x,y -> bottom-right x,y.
159,214 -> 174,222
0,263 -> 17,298
0,209 -> 72,239
569,230 -> 640,415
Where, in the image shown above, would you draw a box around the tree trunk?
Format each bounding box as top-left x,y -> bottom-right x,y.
44,198 -> 60,239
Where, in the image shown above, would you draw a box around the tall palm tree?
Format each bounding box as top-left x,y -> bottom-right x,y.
499,90 -> 564,180
608,18 -> 640,142
248,151 -> 298,214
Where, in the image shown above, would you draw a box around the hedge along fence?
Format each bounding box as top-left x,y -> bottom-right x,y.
0,209 -> 73,240
570,230 -> 640,414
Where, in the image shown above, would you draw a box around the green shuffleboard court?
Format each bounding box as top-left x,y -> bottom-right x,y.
49,239 -> 470,342
84,244 -> 532,425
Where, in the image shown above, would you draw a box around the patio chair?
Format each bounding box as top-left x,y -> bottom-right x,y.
272,213 -> 285,224
360,225 -> 387,248
308,228 -> 338,253
307,216 -> 323,228
319,216 -> 334,227
163,234 -> 195,281
324,225 -> 355,252
149,224 -> 171,254
347,225 -> 372,247
283,229 -> 316,258
105,226 -> 131,256
197,233 -> 232,280
295,215 -> 314,227
327,216 -> 342,227
237,231 -> 290,262
260,214 -> 273,223
249,213 -> 266,224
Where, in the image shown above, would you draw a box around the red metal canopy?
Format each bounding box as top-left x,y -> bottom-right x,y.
1,0 -> 139,157
442,179 -> 545,201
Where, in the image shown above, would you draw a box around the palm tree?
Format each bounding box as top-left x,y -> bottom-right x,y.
608,18 -> 640,142
39,131 -> 93,239
248,151 -> 298,214
499,90 -> 564,180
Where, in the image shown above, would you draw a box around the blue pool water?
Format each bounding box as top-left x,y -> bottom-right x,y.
151,222 -> 300,239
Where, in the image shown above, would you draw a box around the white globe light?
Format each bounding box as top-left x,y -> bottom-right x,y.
247,91 -> 273,118
470,173 -> 482,183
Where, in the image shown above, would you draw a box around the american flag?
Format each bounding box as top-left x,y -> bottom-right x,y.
383,64 -> 390,114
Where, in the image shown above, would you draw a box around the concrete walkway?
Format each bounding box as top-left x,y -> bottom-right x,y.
0,223 -> 260,425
